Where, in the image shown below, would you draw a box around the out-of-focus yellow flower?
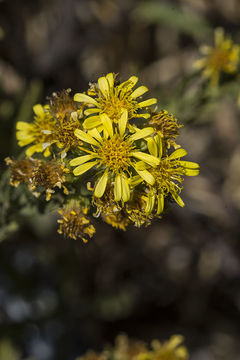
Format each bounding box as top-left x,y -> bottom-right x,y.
70,110 -> 159,202
139,335 -> 188,360
57,204 -> 95,242
149,110 -> 183,149
74,73 -> 157,130
194,28 -> 240,86
76,334 -> 189,360
16,104 -> 56,157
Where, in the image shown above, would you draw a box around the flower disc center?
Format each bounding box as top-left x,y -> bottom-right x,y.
98,135 -> 132,171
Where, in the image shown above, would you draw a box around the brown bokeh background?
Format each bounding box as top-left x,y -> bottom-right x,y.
0,0 -> 240,359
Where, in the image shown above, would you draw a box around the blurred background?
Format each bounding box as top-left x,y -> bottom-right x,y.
0,0 -> 240,359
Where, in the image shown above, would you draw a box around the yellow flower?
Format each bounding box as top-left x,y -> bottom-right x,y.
139,335 -> 188,360
70,110 -> 160,202
57,204 -> 95,242
135,135 -> 199,215
74,73 -> 157,130
149,110 -> 183,149
194,28 -> 240,86
77,334 -> 189,360
16,104 -> 57,157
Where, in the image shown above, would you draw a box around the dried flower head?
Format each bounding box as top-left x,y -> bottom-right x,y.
57,204 -> 95,242
49,89 -> 84,156
194,28 -> 240,86
74,73 -> 157,130
49,89 -> 78,120
30,161 -> 69,201
5,157 -> 40,187
149,110 -> 183,148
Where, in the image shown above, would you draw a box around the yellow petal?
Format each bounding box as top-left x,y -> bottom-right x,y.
94,171 -> 108,198
106,73 -> 114,88
169,148 -> 188,159
83,116 -> 102,129
157,193 -> 164,215
74,93 -> 98,106
138,98 -> 157,108
172,192 -> 185,207
128,76 -> 138,87
146,137 -> 158,156
103,127 -> 109,139
135,113 -> 151,119
121,173 -> 130,202
155,134 -> 163,158
84,108 -> 100,115
74,129 -> 99,146
70,154 -> 94,166
146,192 -> 155,214
185,168 -> 200,176
98,76 -> 110,96
33,104 -> 44,117
16,121 -> 33,130
130,86 -> 148,99
129,175 -> 142,187
73,161 -> 97,176
131,152 -> 160,166
178,161 -> 199,169
134,168 -> 155,185
16,131 -> 33,140
134,161 -> 147,171
119,76 -> 138,90
100,113 -> 113,137
26,144 -> 43,157
118,109 -> 128,136
178,160 -> 200,176
43,147 -> 51,157
88,128 -> 103,142
18,137 -> 35,146
168,335 -> 184,349
114,173 -> 122,201
128,127 -> 154,142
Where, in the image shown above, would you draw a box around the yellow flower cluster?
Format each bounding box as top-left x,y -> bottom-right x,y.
194,28 -> 240,87
76,334 -> 189,360
8,73 -> 199,242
